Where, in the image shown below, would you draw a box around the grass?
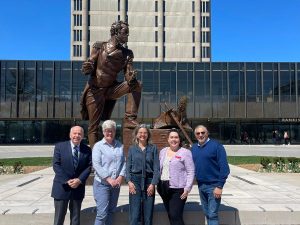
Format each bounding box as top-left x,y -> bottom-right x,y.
0,157 -> 52,166
227,156 -> 262,165
0,156 -> 299,167
227,156 -> 300,165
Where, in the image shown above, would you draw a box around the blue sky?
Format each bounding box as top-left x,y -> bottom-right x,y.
0,0 -> 299,62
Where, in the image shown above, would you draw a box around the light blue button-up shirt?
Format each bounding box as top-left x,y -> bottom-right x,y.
92,138 -> 126,184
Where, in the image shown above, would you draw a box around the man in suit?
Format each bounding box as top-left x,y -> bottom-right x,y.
51,126 -> 92,225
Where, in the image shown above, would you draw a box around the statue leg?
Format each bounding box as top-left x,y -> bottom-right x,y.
107,81 -> 142,128
86,89 -> 105,149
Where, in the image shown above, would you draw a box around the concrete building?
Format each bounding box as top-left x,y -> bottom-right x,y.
70,0 -> 211,62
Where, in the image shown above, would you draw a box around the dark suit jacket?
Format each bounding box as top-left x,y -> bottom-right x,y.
51,141 -> 92,200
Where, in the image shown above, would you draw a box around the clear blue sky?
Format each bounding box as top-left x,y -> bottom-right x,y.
0,0 -> 299,62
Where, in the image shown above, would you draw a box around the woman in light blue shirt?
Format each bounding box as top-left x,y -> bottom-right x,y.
92,120 -> 126,225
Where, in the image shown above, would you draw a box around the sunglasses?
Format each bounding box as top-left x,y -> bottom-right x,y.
196,131 -> 206,135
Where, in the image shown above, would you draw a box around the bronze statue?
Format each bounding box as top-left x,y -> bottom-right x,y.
154,96 -> 192,131
80,21 -> 141,148
153,96 -> 193,147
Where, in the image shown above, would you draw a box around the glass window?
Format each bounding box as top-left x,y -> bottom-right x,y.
245,63 -> 261,102
229,63 -> 244,102
192,16 -> 195,27
262,63 -> 279,102
194,63 -> 210,101
212,63 -> 227,101
192,31 -> 195,43
192,1 -> 195,12
160,63 -> 176,102
177,63 -> 194,102
72,61 -> 87,102
37,61 -> 53,102
5,61 -> 17,101
20,61 -> 36,101
55,62 -> 71,102
142,64 -> 159,102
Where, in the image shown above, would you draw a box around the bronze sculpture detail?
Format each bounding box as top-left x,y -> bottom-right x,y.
153,96 -> 193,147
80,21 -> 141,148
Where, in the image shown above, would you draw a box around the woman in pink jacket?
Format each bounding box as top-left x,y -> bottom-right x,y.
157,129 -> 195,225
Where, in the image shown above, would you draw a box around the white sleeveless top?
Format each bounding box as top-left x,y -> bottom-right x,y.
161,155 -> 171,181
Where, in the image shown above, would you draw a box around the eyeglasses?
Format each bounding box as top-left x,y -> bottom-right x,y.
196,131 -> 206,135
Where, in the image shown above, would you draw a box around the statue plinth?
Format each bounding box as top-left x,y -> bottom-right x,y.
123,128 -> 172,155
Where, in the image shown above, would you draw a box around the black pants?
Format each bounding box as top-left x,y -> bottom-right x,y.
157,180 -> 187,225
54,199 -> 82,225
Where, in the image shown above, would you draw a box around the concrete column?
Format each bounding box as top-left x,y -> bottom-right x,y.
70,0 -> 74,58
158,0 -> 164,62
195,0 -> 201,61
120,0 -> 126,21
82,0 -> 89,60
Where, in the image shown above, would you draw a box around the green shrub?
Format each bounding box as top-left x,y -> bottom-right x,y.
13,161 -> 23,174
260,157 -> 271,169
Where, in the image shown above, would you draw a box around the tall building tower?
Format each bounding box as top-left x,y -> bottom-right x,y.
71,0 -> 211,62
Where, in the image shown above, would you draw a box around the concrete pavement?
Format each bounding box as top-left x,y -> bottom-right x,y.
0,165 -> 300,225
1,145 -> 300,224
1,144 -> 300,159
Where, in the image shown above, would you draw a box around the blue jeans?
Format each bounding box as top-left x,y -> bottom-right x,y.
129,175 -> 155,225
93,179 -> 120,225
198,184 -> 221,225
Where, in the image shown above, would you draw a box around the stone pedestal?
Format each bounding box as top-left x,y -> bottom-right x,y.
123,128 -> 171,155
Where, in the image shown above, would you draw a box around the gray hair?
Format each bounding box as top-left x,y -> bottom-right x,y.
194,125 -> 209,134
102,120 -> 116,131
132,124 -> 152,145
70,126 -> 84,135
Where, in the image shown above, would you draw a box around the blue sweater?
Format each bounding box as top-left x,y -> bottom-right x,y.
191,139 -> 230,188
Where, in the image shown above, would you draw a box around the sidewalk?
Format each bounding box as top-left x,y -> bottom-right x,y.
1,144 -> 300,158
0,165 -> 300,225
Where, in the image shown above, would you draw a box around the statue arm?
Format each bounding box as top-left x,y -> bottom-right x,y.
81,42 -> 101,75
124,50 -> 138,88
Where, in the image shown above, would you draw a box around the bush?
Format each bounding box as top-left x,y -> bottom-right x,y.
13,161 -> 23,174
260,157 -> 271,169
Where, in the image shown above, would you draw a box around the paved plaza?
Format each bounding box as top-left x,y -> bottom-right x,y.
0,145 -> 300,224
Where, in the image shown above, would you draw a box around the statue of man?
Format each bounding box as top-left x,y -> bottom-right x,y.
81,21 -> 141,148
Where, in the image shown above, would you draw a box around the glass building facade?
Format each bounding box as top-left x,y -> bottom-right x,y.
1,60 -> 300,144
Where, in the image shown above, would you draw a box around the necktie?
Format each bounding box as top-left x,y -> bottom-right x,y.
73,145 -> 79,168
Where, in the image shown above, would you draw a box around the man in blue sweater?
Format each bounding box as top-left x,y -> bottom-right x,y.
191,125 -> 230,225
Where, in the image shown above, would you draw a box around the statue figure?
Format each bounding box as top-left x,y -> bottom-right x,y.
80,21 -> 141,148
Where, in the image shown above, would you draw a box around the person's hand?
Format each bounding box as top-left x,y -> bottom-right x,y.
106,177 -> 117,187
213,187 -> 222,199
67,178 -> 81,189
116,176 -> 123,187
126,70 -> 138,90
180,190 -> 189,200
147,184 -> 155,196
81,60 -> 94,75
128,181 -> 136,194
